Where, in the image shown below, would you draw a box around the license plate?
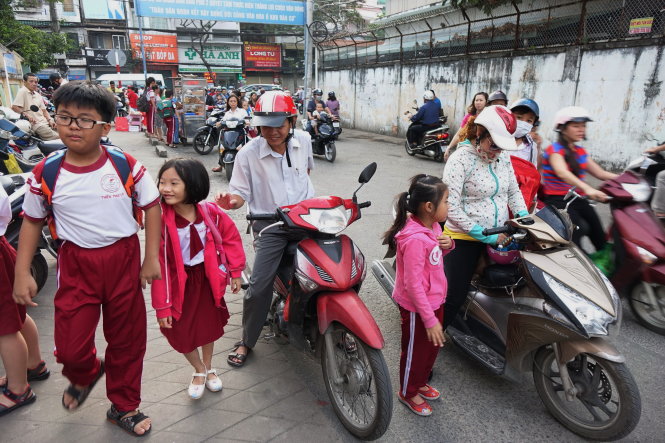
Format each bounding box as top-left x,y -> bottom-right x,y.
333,122 -> 340,128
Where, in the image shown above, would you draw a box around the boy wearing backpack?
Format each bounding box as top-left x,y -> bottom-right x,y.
13,81 -> 160,436
157,89 -> 177,148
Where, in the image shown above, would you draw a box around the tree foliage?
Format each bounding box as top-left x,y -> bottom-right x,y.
0,1 -> 73,71
449,0 -> 524,15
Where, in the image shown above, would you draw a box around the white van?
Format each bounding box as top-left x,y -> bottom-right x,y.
96,73 -> 166,89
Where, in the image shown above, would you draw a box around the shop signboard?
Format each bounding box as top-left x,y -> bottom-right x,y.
629,17 -> 653,35
81,0 -> 125,20
135,0 -> 304,25
178,43 -> 242,71
130,33 -> 178,64
243,43 -> 281,70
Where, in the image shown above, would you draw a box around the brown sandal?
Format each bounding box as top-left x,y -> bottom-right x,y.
212,165 -> 223,173
0,385 -> 36,417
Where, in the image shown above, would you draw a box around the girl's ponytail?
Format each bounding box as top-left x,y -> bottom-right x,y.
383,191 -> 410,249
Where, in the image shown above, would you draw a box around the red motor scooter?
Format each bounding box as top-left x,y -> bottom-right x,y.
600,161 -> 665,335
245,162 -> 392,440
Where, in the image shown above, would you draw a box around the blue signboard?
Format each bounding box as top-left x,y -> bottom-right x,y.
81,0 -> 126,20
135,0 -> 304,25
3,53 -> 18,75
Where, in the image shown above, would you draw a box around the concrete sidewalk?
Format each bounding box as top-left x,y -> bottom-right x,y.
0,129 -> 361,442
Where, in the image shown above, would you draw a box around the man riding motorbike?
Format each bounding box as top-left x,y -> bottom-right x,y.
11,73 -> 59,141
406,91 -> 440,148
214,91 -> 315,368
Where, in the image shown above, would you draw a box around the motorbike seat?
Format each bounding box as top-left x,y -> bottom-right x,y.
477,264 -> 524,290
38,140 -> 66,155
0,175 -> 15,194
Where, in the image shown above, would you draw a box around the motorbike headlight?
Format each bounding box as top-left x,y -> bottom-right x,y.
295,269 -> 318,292
597,270 -> 622,336
636,246 -> 657,264
300,206 -> 352,234
621,181 -> 651,202
206,117 -> 217,125
226,120 -> 238,129
0,129 -> 12,139
543,273 -> 615,336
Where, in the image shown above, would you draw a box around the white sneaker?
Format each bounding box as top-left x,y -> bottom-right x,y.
205,368 -> 223,392
188,372 -> 206,399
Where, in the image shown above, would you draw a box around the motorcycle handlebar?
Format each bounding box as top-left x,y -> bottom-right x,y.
358,201 -> 371,209
246,213 -> 277,221
482,225 -> 513,236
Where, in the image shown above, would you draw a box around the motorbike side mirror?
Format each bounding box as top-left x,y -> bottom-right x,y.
413,99 -> 417,105
358,162 -> 377,184
30,105 -> 40,112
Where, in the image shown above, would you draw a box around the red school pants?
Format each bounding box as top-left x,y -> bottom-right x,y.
399,305 -> 444,399
55,235 -> 146,411
163,116 -> 175,145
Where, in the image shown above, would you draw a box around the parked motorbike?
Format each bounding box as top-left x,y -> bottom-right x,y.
596,151 -> 665,335
217,118 -> 249,181
404,103 -> 450,162
303,112 -> 336,162
193,106 -> 225,155
1,173 -> 55,291
372,199 -> 641,440
243,163 -> 392,440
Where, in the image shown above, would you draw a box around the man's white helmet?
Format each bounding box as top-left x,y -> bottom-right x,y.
423,91 -> 435,101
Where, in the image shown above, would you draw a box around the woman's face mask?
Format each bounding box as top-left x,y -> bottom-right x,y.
513,119 -> 533,139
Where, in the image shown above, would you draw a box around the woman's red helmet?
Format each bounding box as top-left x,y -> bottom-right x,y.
252,91 -> 298,127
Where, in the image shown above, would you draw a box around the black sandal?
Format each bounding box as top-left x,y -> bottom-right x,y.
0,384 -> 36,417
227,341 -> 251,368
107,405 -> 151,437
61,359 -> 105,411
27,361 -> 50,382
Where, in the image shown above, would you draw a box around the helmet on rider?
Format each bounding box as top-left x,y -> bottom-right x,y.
423,90 -> 435,101
510,98 -> 540,122
474,105 -> 519,151
328,91 -> 336,99
488,90 -> 508,105
312,88 -> 323,97
49,72 -> 61,81
553,106 -> 593,130
252,91 -> 298,128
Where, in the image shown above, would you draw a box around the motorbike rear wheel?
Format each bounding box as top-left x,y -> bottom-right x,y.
193,129 -> 214,155
321,324 -> 392,440
224,162 -> 234,181
404,141 -> 416,156
325,141 -> 336,162
31,253 -> 48,293
628,281 -> 665,335
533,347 -> 641,441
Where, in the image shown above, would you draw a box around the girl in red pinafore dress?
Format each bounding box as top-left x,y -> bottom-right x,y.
152,158 -> 245,400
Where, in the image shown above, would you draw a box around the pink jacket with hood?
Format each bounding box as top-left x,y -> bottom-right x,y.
151,201 -> 246,320
392,216 -> 454,328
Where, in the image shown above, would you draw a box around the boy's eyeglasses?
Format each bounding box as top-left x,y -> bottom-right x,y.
54,115 -> 108,129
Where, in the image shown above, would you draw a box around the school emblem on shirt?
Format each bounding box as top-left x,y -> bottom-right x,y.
429,246 -> 442,265
101,174 -> 121,193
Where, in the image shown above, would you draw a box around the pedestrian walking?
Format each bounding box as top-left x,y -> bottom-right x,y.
12,81 -> 161,436
383,175 -> 453,417
152,158 -> 245,399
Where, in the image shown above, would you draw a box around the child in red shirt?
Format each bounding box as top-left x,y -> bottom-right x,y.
152,158 -> 245,399
13,81 -> 161,436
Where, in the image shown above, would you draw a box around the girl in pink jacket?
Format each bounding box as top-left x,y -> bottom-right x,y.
383,174 -> 454,417
152,159 -> 245,400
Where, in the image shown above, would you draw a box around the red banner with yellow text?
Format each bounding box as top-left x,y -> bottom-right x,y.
243,43 -> 281,70
130,33 -> 178,64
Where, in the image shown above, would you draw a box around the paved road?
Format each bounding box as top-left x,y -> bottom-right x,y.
1,127 -> 662,442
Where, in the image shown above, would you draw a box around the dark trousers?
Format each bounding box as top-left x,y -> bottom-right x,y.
242,224 -> 306,348
399,306 -> 443,398
442,239 -> 485,330
544,195 -> 606,252
407,123 -> 438,145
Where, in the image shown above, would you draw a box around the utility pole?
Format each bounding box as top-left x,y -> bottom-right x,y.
303,0 -> 313,116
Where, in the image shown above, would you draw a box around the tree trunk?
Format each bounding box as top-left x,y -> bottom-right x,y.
48,0 -> 60,33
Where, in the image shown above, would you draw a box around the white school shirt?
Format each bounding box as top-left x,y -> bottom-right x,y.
0,184 -> 10,236
177,219 -> 207,266
222,107 -> 248,121
229,129 -> 315,215
23,148 -> 160,248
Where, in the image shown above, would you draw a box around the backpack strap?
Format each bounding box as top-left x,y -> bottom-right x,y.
106,147 -> 143,228
41,150 -> 67,207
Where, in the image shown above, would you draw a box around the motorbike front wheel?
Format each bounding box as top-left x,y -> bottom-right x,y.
193,129 -> 214,155
321,324 -> 392,440
628,281 -> 665,335
224,162 -> 234,181
325,141 -> 336,162
31,253 -> 48,292
533,347 -> 641,441
404,141 -> 416,156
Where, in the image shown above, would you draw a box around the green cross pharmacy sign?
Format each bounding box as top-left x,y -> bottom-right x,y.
178,43 -> 243,72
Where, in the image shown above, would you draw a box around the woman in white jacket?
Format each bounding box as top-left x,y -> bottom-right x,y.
442,105 -> 528,329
